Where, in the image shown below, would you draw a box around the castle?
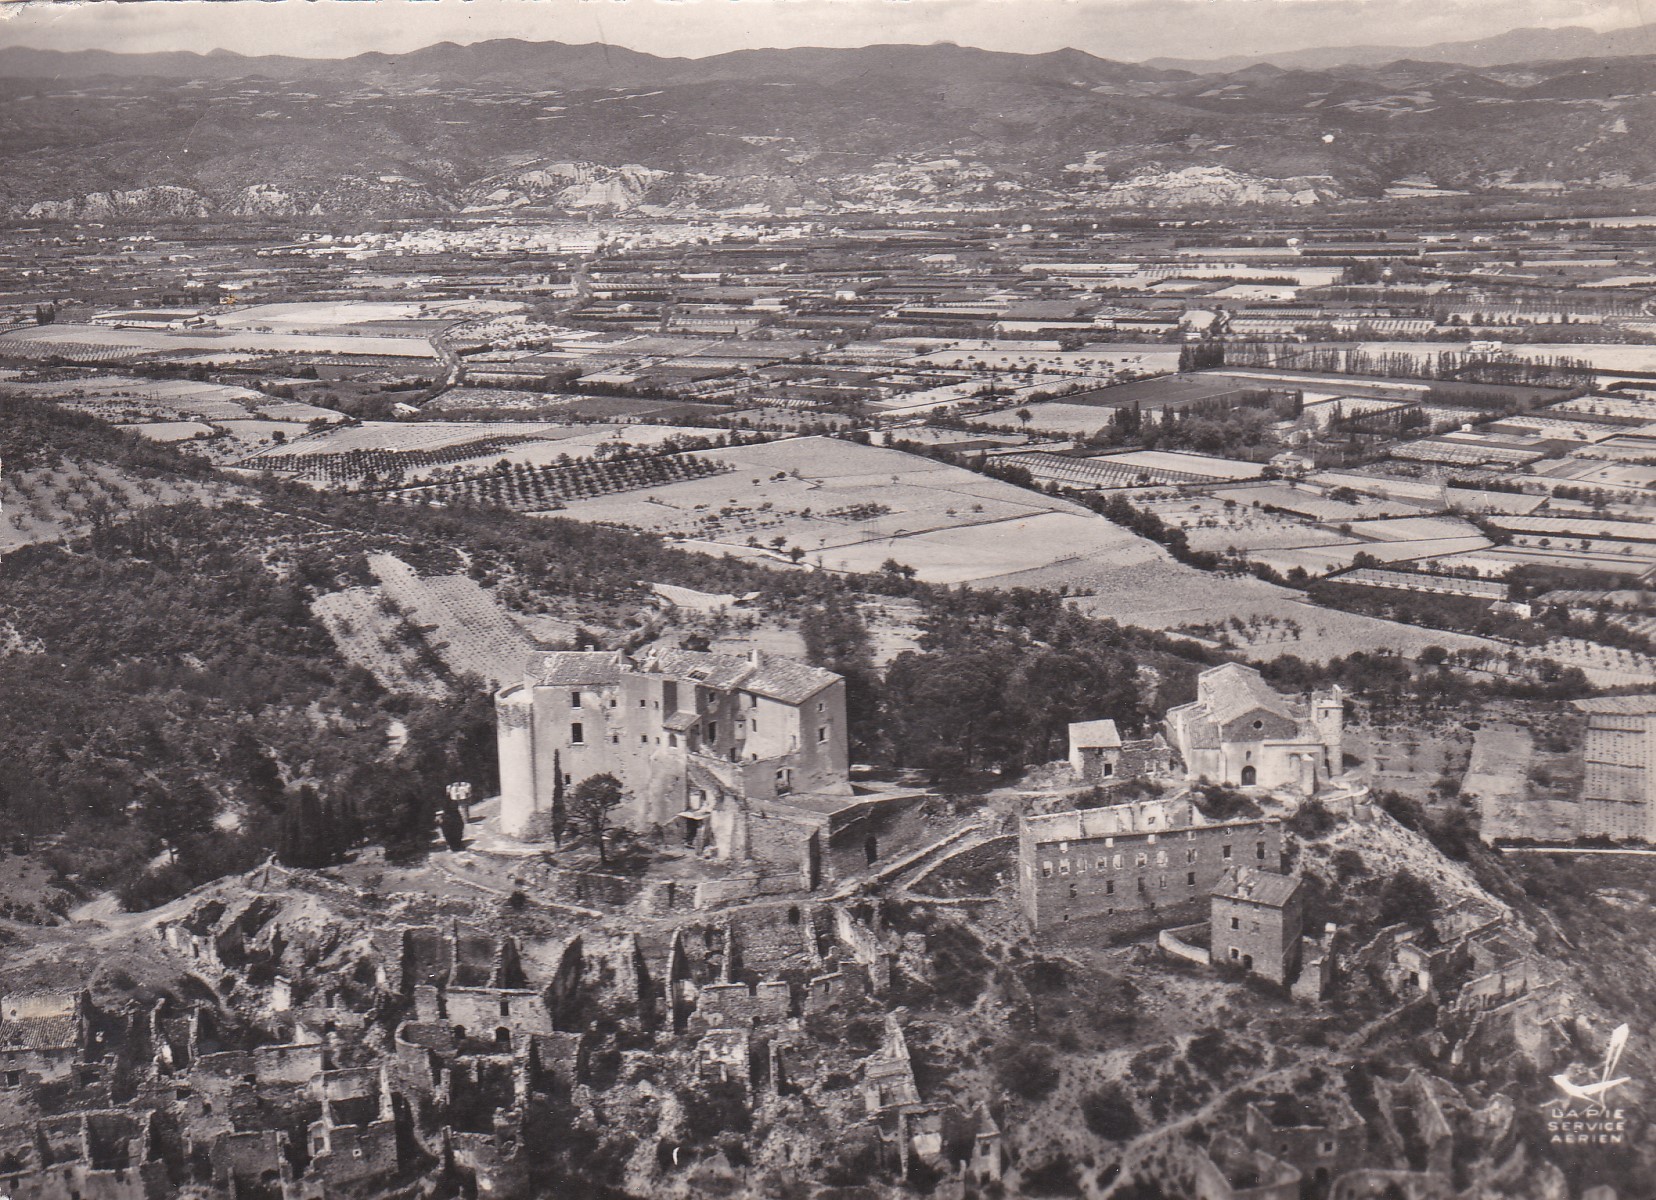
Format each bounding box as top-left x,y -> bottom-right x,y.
1164,663 -> 1344,793
496,646 -> 853,863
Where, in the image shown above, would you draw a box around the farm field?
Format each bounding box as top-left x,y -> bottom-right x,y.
116,420 -> 214,442
1351,340 -> 1656,375
546,435 -> 1165,584
206,299 -> 522,333
966,401 -> 1116,435
1140,495 -> 1350,553
906,344 -> 1178,375
1426,545 -> 1656,578
1247,535 -> 1490,577
1214,482 -> 1431,521
1042,557 -> 1508,663
0,323 -> 438,359
1087,449 -> 1263,482
0,374 -> 339,425
1,461 -> 232,552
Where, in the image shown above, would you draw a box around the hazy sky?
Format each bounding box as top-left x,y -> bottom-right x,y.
0,0 -> 1649,62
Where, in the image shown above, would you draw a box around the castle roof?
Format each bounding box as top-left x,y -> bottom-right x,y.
1213,867 -> 1300,909
530,647 -> 839,704
532,650 -> 626,687
645,647 -> 839,705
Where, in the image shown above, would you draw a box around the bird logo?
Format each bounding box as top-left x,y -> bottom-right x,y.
1550,1024 -> 1633,1107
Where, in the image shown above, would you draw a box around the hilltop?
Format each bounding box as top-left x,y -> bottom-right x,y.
2,40 -> 1655,217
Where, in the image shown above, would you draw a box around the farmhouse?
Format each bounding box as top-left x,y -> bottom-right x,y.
1164,664 -> 1344,793
1017,794 -> 1283,934
497,646 -> 855,862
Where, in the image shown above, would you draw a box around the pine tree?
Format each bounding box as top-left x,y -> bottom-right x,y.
551,749 -> 566,847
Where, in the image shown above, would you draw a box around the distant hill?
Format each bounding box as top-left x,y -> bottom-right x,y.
1146,22 -> 1656,73
1,37 -> 1653,217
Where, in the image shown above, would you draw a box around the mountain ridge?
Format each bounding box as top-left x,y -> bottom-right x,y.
1146,22 -> 1656,73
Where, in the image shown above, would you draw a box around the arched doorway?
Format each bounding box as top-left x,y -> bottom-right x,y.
1240,765 -> 1257,786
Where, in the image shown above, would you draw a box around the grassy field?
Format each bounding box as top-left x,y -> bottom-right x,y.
0,324 -> 438,359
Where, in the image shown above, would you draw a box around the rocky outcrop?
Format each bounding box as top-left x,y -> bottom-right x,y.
1090,165 -> 1341,207
20,186 -> 209,221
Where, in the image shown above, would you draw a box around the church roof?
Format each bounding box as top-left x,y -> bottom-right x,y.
1197,663 -> 1295,725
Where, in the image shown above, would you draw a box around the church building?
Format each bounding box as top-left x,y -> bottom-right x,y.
1163,663 -> 1343,793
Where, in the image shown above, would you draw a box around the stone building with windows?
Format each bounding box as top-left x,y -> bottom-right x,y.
1067,720 -> 1176,785
1016,794 -> 1283,933
1164,663 -> 1344,793
497,647 -> 851,849
1210,867 -> 1304,986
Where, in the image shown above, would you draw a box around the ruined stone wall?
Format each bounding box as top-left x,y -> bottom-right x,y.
313,1119 -> 398,1186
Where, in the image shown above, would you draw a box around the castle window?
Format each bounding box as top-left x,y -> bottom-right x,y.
1159,875 -> 1167,890
609,697 -> 617,708
1058,860 -> 1070,875
611,734 -> 619,745
818,726 -> 828,742
641,735 -> 649,745
1253,719 -> 1263,730
1135,852 -> 1147,868
1112,854 -> 1123,869
639,699 -> 646,708
1097,857 -> 1106,871
1222,844 -> 1233,859
499,997 -> 511,1017
1105,880 -> 1115,895
1230,948 -> 1241,961
1256,842 -> 1266,859
1102,762 -> 1113,776
817,700 -> 825,712
751,694 -> 759,707
570,722 -> 584,745
707,723 -> 718,741
1231,917 -> 1240,930
1155,850 -> 1167,866
1041,862 -> 1052,878
1187,848 -> 1197,863
1105,837 -> 1114,848
1147,833 -> 1157,845
668,734 -> 678,748
1187,871 -> 1196,886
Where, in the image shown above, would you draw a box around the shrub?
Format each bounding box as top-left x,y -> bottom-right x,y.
1286,798 -> 1335,839
993,1042 -> 1060,1101
1081,1083 -> 1141,1141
